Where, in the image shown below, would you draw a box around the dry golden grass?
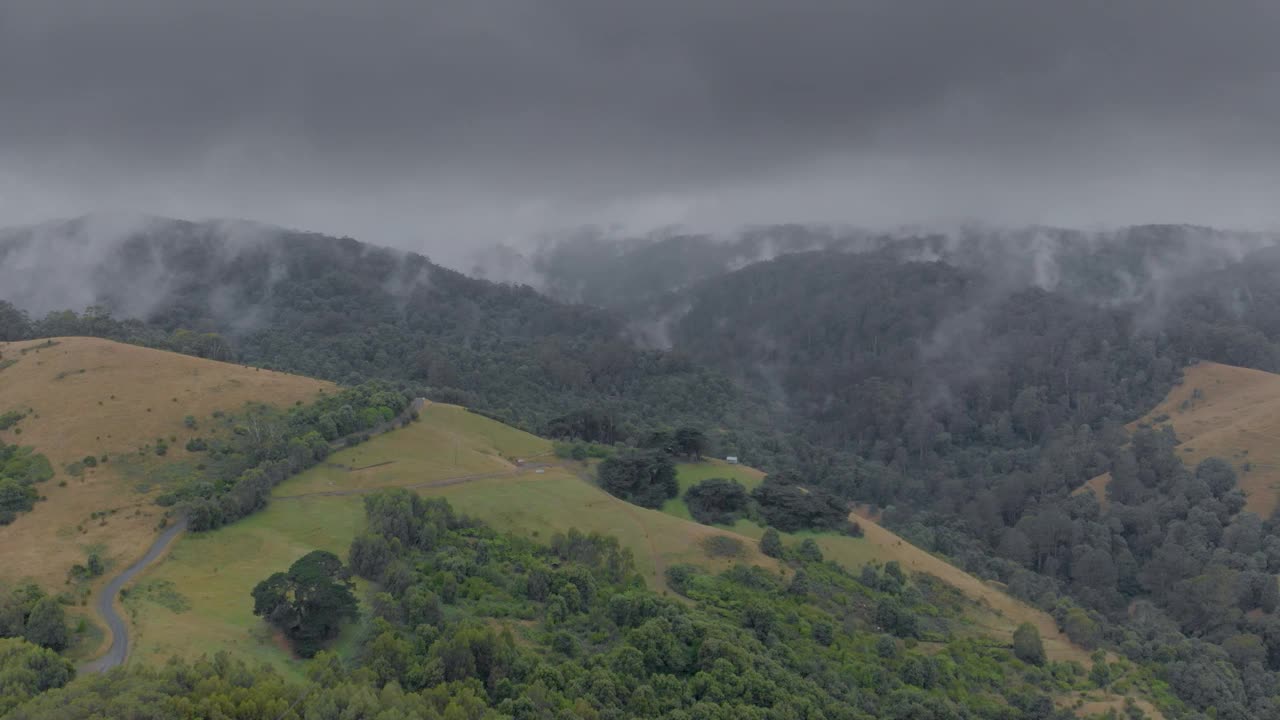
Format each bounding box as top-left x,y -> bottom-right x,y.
1080,361 -> 1280,516
0,337 -> 332,593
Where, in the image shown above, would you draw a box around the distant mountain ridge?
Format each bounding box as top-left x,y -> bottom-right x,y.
469,222 -> 1280,313
0,215 -> 744,436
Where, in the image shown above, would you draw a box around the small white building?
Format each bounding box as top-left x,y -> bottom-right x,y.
726,456 -> 739,464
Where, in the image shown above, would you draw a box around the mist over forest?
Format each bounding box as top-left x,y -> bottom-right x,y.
8,1 -> 1280,718
9,215 -> 1280,717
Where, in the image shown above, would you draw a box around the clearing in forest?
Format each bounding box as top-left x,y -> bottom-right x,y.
1081,361 -> 1280,515
660,459 -> 766,520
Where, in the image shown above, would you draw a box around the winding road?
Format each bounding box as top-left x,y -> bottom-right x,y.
78,398 -> 456,673
81,517 -> 188,673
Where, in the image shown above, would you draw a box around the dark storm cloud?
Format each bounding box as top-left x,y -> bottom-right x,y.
2,1 -> 1279,256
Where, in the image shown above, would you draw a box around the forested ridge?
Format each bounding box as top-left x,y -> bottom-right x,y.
9,219 -> 1280,716
0,218 -> 741,435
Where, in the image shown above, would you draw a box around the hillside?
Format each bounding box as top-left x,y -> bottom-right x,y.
1082,360 -> 1280,515
0,337 -> 1172,715
0,337 -> 331,606
125,404 -> 783,673
121,404 -> 1176,716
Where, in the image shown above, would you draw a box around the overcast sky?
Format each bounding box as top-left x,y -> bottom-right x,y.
2,1 -> 1278,262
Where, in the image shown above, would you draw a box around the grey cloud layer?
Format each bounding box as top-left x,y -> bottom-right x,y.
2,1 -> 1278,255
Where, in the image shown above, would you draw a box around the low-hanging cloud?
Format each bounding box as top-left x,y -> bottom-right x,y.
2,1 -> 1280,264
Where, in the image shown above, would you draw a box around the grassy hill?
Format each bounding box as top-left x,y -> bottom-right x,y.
126,404 -> 781,676
1080,360 -> 1280,515
0,337 -> 331,595
126,402 -> 1107,676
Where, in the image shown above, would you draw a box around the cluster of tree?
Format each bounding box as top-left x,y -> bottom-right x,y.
252,550 -> 359,657
0,638 -> 74,716
886,430 -> 1280,718
682,475 -> 860,537
331,489 -> 1118,719
5,650 -> 500,719
683,477 -> 749,525
171,381 -> 411,530
749,472 -> 853,533
596,449 -> 678,508
0,585 -> 70,652
641,426 -> 708,459
0,442 -> 54,525
0,303 -> 233,361
543,407 -> 623,445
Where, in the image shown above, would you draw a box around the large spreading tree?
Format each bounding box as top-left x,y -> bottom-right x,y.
597,450 -> 677,509
252,550 -> 359,657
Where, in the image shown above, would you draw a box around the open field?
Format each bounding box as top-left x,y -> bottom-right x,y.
125,494 -> 368,677
0,337 -> 332,594
129,408 -> 777,672
275,403 -> 544,497
1079,361 -> 1280,515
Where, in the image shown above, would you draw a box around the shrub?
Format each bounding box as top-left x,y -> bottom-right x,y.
1013,622 -> 1046,666
701,535 -> 745,558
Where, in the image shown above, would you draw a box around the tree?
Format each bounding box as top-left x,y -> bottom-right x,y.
1062,608 -> 1101,649
673,426 -> 708,459
796,538 -> 824,563
349,533 -> 393,579
684,478 -> 748,525
875,598 -> 918,638
1089,651 -> 1113,688
759,528 -> 784,558
1012,622 -> 1045,666
0,301 -> 31,342
1197,457 -> 1238,497
251,550 -> 359,657
22,598 -> 68,651
597,450 -> 677,509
